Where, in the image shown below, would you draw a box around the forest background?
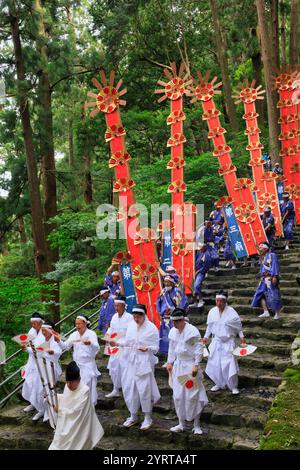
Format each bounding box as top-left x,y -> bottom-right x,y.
0,0 -> 299,365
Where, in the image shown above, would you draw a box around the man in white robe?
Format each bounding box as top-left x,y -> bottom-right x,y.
49,361 -> 104,450
166,308 -> 208,434
104,295 -> 134,398
203,290 -> 246,395
22,319 -> 62,422
21,313 -> 45,416
38,322 -> 63,424
110,304 -> 160,430
56,315 -> 100,406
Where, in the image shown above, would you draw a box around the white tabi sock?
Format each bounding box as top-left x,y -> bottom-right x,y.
193,414 -> 200,428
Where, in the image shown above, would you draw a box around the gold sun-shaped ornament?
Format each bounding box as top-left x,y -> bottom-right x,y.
272,67 -> 299,91
154,62 -> 193,103
85,70 -> 127,117
188,71 -> 222,103
232,79 -> 265,104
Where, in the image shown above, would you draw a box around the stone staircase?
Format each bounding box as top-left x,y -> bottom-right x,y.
0,234 -> 299,450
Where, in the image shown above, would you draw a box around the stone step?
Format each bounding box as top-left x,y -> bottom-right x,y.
96,384 -> 276,416
201,287 -> 300,296
98,408 -> 261,450
202,279 -> 299,289
195,304 -> 300,315
197,325 -> 297,342
188,312 -> 300,332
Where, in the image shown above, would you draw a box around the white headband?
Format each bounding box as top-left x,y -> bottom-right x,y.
100,289 -> 109,295
164,276 -> 175,283
132,308 -> 146,314
259,243 -> 269,250
114,300 -> 126,305
76,315 -> 89,324
42,324 -> 53,329
31,317 -> 44,322
111,271 -> 119,276
170,315 -> 184,320
216,295 -> 227,300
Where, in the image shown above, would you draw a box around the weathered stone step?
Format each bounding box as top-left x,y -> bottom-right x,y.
201,287 -> 300,296
188,312 -> 300,332
203,279 -> 299,290
199,304 -> 300,315
196,324 -> 297,342
99,408 -> 261,450
238,367 -> 282,388
98,388 -> 275,419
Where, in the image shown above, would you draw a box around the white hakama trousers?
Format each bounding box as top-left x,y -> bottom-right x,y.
22,368 -> 44,413
172,359 -> 208,422
107,356 -> 122,390
77,361 -> 100,406
122,363 -> 160,415
205,337 -> 239,391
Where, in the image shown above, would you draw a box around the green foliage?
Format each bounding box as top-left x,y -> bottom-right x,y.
260,365 -> 300,450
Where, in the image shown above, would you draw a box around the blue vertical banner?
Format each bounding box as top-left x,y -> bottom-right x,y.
161,230 -> 172,271
223,204 -> 248,258
119,262 -> 137,313
277,181 -> 284,203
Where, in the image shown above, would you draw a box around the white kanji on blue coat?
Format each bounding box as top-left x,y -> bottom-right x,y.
122,266 -> 132,280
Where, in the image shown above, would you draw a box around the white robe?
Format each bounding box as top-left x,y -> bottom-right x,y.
106,311 -> 134,389
204,305 -> 244,390
167,323 -> 208,421
48,381 -> 104,450
22,334 -> 62,415
119,318 -> 161,414
22,329 -> 45,411
58,329 -> 100,406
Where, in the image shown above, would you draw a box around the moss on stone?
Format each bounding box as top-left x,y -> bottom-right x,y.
259,365 -> 300,450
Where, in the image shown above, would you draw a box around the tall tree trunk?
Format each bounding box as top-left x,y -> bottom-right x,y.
209,0 -> 239,133
18,216 -> 27,244
34,0 -> 60,322
68,118 -> 74,167
290,0 -> 299,66
8,0 -> 49,276
270,0 -> 280,69
251,27 -> 265,124
256,0 -> 280,162
81,104 -> 93,204
280,0 -> 287,66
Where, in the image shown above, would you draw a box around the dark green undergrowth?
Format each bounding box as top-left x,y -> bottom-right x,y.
259,335 -> 300,450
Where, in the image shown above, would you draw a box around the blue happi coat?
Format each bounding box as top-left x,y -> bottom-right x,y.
156,286 -> 188,354
211,209 -> 225,243
262,213 -> 276,248
251,252 -> 282,311
194,250 -> 212,296
204,227 -> 219,267
104,274 -> 121,296
98,294 -> 116,333
224,237 -> 236,261
280,200 -> 295,240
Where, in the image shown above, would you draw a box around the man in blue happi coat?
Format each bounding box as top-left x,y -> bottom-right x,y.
261,206 -> 276,250
204,219 -> 220,271
191,243 -> 212,308
223,228 -> 237,269
98,287 -> 116,333
104,270 -> 121,296
156,275 -> 188,355
251,242 -> 282,320
210,203 -> 225,249
280,192 -> 295,250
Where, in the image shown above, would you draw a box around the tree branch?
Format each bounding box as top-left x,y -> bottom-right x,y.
139,57 -> 172,70
50,68 -> 101,91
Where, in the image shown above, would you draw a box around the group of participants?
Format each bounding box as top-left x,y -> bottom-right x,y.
21,288 -> 246,447
19,191 -> 294,448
